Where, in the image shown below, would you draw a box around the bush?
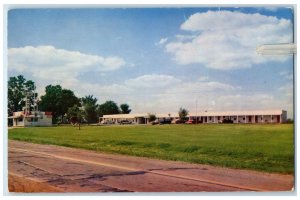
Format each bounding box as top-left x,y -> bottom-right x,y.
286,118 -> 294,124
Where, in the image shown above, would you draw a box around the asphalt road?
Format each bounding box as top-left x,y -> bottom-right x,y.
8,140 -> 294,193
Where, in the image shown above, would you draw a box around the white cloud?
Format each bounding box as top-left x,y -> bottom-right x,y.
124,74 -> 181,88
279,71 -> 293,80
263,7 -> 280,12
19,65 -> 292,117
123,76 -> 239,113
279,84 -> 293,97
165,10 -> 293,70
56,73 -> 238,113
167,80 -> 236,95
8,45 -> 130,103
74,74 -> 292,117
8,46 -> 127,82
155,37 -> 168,46
175,35 -> 197,42
198,76 -> 209,81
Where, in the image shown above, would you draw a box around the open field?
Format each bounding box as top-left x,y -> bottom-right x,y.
8,124 -> 294,174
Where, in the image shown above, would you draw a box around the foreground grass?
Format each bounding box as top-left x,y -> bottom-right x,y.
8,124 -> 294,174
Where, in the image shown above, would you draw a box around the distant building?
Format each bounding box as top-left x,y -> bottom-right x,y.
100,113 -> 175,125
188,110 -> 287,124
8,111 -> 53,127
100,109 -> 287,124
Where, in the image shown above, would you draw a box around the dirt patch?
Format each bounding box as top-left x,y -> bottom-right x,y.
8,173 -> 62,193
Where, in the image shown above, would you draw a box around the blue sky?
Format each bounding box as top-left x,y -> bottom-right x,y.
7,7 -> 294,117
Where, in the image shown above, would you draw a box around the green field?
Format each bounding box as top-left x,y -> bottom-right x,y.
8,124 -> 294,174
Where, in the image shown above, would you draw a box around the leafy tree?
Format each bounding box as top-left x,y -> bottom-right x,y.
67,105 -> 84,123
81,95 -> 98,105
120,103 -> 131,114
39,85 -> 80,123
148,113 -> 156,122
178,107 -> 189,121
81,95 -> 98,123
8,75 -> 37,116
97,100 -> 120,117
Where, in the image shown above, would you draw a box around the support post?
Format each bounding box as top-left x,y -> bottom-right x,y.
271,115 -> 273,123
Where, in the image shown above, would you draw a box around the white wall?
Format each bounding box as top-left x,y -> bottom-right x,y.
37,116 -> 52,126
23,116 -> 52,127
13,118 -> 24,127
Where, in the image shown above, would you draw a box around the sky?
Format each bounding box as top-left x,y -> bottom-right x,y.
7,6 -> 294,118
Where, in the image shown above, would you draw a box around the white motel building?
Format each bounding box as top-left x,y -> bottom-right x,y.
100,109 -> 287,124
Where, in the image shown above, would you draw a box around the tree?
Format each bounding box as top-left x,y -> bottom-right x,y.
178,107 -> 189,121
81,95 -> 98,124
81,95 -> 98,105
97,100 -> 120,117
120,103 -> 131,114
8,75 -> 37,116
39,85 -> 80,123
67,105 -> 84,124
148,113 -> 156,122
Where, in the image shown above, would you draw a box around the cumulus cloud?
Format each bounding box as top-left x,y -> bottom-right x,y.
263,7 -> 280,12
279,71 -> 293,80
99,75 -> 240,113
124,74 -> 181,88
175,34 -> 197,42
279,84 -> 293,97
155,37 -> 168,46
165,10 -> 293,70
8,45 -> 127,81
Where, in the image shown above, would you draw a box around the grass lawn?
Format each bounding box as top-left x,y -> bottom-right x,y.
8,124 -> 294,174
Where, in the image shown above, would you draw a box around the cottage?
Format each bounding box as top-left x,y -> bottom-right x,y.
8,111 -> 53,127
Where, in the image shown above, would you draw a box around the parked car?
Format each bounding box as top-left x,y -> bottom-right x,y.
185,119 -> 195,124
222,119 -> 234,123
100,120 -> 114,125
171,119 -> 185,124
119,120 -> 132,125
151,119 -> 160,125
159,118 -> 171,125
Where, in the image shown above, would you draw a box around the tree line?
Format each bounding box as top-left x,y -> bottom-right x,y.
8,75 -> 131,124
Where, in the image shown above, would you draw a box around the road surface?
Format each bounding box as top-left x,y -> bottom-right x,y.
8,140 -> 294,192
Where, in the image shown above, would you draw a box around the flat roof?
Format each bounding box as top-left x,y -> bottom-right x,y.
102,113 -> 179,119
102,109 -> 286,119
189,110 -> 285,117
